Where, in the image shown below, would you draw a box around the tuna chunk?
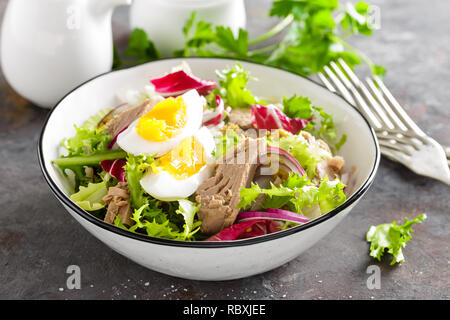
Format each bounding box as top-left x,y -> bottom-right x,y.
315,156 -> 345,181
104,96 -> 164,137
228,108 -> 254,130
103,182 -> 134,227
195,138 -> 267,235
299,131 -> 345,182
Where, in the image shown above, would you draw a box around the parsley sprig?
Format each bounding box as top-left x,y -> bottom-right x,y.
114,1 -> 384,77
174,0 -> 385,77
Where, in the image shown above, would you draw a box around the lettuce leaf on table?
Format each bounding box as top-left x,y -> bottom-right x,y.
366,214 -> 427,265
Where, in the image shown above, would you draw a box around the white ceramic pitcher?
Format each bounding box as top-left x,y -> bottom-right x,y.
1,0 -> 131,108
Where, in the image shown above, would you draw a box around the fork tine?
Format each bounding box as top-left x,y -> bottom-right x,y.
378,139 -> 413,156
365,77 -> 408,131
372,75 -> 426,137
327,61 -> 383,128
318,72 -> 337,93
377,133 -> 422,150
379,146 -> 411,164
336,58 -> 396,130
322,66 -> 355,105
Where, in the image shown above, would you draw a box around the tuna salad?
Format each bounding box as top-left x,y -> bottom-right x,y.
53,62 -> 348,242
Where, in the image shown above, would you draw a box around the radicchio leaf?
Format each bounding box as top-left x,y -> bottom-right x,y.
251,104 -> 312,135
150,70 -> 217,96
100,159 -> 127,182
203,95 -> 225,126
205,219 -> 284,241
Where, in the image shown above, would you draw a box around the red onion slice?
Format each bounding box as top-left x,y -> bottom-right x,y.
107,126 -> 128,150
266,208 -> 311,222
205,219 -> 284,241
236,210 -> 311,225
266,146 -> 307,177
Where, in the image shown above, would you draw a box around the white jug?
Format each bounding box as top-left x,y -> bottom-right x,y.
130,0 -> 247,57
1,0 -> 131,109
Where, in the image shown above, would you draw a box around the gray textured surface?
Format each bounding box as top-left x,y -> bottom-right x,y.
0,0 -> 449,300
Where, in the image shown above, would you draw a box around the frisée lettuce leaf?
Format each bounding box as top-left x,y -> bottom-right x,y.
115,200 -> 202,241
123,154 -> 155,209
238,173 -> 346,217
61,108 -> 113,157
366,214 -> 427,265
276,135 -> 321,179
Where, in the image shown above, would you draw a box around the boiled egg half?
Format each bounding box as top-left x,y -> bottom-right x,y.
140,127 -> 215,201
117,89 -> 204,156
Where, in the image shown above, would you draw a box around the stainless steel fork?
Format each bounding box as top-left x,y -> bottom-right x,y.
318,58 -> 450,186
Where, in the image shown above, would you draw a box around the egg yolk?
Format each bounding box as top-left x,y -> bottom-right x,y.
151,136 -> 207,180
136,97 -> 187,141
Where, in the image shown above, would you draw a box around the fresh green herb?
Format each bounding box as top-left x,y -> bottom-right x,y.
282,94 -> 345,148
175,1 -> 384,77
175,12 -> 249,60
113,28 -> 161,69
366,214 -> 427,265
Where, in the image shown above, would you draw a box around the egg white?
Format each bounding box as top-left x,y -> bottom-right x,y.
116,89 -> 204,157
139,127 -> 216,201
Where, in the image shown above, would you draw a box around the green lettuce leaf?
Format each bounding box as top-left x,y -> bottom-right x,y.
176,199 -> 202,240
276,135 -> 321,179
69,181 -> 108,211
239,173 -> 346,217
62,108 -> 113,157
212,63 -> 260,108
123,154 -> 154,209
115,203 -> 199,241
127,204 -> 185,240
317,176 -> 347,213
366,214 -> 427,265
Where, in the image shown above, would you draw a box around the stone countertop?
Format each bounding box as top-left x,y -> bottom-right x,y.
0,0 -> 449,300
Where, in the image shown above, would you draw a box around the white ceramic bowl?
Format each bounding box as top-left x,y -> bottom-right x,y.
38,58 -> 380,281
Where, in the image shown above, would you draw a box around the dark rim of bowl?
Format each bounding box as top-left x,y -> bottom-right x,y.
37,57 -> 380,248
